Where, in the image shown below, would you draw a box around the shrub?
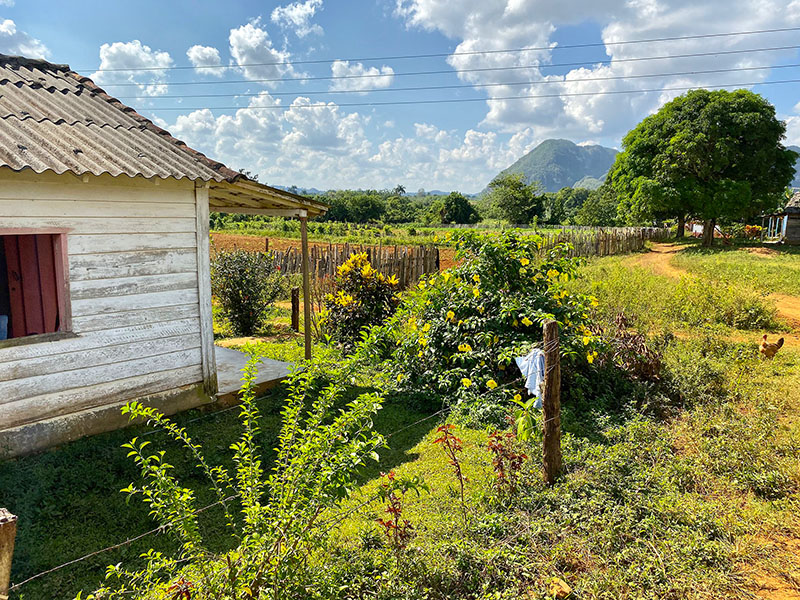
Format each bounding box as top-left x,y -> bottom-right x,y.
210,250 -> 285,336
322,253 -> 400,351
88,350 -> 385,599
375,230 -> 600,420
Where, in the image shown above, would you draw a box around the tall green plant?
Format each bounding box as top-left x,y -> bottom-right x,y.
211,250 -> 285,336
84,349 -> 385,599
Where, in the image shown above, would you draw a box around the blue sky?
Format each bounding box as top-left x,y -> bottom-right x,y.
2,0 -> 800,192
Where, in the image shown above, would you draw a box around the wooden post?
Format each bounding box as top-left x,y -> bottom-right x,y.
264,237 -> 269,252
300,216 -> 312,360
0,509 -> 17,600
542,319 -> 562,485
291,287 -> 300,332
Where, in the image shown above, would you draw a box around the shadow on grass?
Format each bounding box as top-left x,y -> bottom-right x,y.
2,383 -> 435,600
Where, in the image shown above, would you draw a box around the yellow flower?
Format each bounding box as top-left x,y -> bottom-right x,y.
433,235 -> 439,242
396,373 -> 404,382
473,286 -> 480,298
419,337 -> 428,347
447,310 -> 455,320
418,351 -> 424,358
443,272 -> 452,283
473,274 -> 481,283
387,275 -> 399,286
458,343 -> 473,352
519,257 -> 530,266
477,305 -> 485,315
422,323 -> 431,332
519,267 -> 527,275
418,281 -> 426,289
361,264 -> 372,278
547,269 -> 560,280
590,296 -> 599,307
487,379 -> 498,390
583,336 -> 591,346
513,393 -> 522,402
521,317 -> 532,327
429,277 -> 436,285
461,378 -> 472,388
458,319 -> 464,326
587,351 -> 598,364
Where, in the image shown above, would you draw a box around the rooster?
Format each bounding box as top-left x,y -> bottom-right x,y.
760,335 -> 784,359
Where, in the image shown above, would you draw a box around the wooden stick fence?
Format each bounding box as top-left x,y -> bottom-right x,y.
272,243 -> 440,289
536,226 -> 670,258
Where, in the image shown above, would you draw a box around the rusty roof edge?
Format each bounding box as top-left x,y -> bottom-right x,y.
0,54 -> 70,71
61,70 -> 246,183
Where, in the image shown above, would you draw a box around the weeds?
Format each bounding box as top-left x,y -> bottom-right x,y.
487,431 -> 527,497
433,424 -> 468,525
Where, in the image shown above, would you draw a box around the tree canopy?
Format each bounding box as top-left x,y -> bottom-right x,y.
609,89 -> 797,244
486,173 -> 544,224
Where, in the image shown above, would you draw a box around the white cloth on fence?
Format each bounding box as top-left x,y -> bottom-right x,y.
515,348 -> 546,408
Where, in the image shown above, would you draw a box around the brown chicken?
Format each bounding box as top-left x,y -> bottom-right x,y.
760,335 -> 784,359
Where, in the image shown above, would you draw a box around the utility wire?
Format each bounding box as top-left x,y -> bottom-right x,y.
83,26 -> 800,72
93,44 -> 800,87
134,78 -> 800,111
113,62 -> 800,100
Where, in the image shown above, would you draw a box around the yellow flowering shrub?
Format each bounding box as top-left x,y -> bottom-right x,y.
322,253 -> 400,351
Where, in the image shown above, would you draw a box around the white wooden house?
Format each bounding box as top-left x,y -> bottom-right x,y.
0,54 -> 327,457
762,191 -> 800,245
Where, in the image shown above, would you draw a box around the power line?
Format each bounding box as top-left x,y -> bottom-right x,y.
135,78 -> 800,111
92,44 -> 800,87
83,26 -> 800,72
113,62 -> 800,100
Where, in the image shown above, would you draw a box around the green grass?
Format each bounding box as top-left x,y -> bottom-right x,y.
6,243 -> 800,600
3,380 -> 437,600
569,254 -> 780,333
672,243 -> 800,296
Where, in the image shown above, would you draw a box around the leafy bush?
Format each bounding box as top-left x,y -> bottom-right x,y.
211,250 -> 285,336
322,253 -> 400,351
372,230 -> 600,420
87,350 -> 385,599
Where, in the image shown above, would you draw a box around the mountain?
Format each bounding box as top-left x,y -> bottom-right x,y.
790,145 -> 800,188
491,139 -> 618,193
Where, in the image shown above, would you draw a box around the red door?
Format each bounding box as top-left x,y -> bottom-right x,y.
3,234 -> 61,338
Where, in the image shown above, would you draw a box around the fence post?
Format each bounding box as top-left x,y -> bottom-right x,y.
264,237 -> 269,252
291,287 -> 300,332
542,320 -> 562,485
0,509 -> 17,600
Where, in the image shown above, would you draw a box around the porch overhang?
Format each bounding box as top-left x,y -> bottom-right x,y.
208,179 -> 328,218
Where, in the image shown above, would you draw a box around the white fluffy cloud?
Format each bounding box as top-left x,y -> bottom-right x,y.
90,40 -> 172,96
0,18 -> 48,58
186,44 -> 224,77
330,60 -> 394,92
396,0 -> 800,140
271,0 -> 323,37
0,1 -> 15,6
167,98 -> 538,191
229,19 -> 293,84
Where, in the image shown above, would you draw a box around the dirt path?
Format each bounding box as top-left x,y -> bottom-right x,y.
634,244 -> 800,599
629,242 -> 800,348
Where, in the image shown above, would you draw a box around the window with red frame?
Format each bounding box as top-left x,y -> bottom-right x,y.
0,233 -> 69,341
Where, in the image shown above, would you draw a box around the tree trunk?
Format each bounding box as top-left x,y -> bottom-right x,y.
676,214 -> 685,239
702,218 -> 716,247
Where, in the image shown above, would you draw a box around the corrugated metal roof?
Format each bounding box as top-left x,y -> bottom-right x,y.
787,190 -> 800,214
0,54 -> 243,182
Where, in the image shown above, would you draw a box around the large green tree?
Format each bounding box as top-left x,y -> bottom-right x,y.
487,172 -> 544,225
609,89 -> 797,245
440,192 -> 481,224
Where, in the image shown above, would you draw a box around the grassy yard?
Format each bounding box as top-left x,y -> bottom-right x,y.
4,239 -> 800,599
2,372 -> 437,600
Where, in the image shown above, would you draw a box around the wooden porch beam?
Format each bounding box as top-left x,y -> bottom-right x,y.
300,216 -> 312,360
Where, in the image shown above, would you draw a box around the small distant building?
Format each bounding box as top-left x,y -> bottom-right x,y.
762,191 -> 800,245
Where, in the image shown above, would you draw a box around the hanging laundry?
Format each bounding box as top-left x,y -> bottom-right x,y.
515,348 -> 546,408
